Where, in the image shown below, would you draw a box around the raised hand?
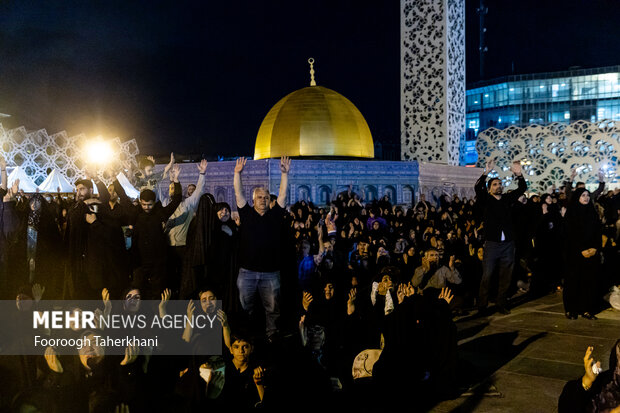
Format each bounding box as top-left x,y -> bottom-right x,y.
439,287 -> 454,304
147,156 -> 155,164
114,404 -> 130,413
280,156 -> 291,174
542,203 -> 548,215
11,179 -> 20,195
160,288 -> 171,303
217,309 -> 228,327
234,157 -> 246,174
598,168 -> 605,182
560,206 -> 567,217
169,164 -> 181,182
511,161 -> 522,176
485,159 -> 496,173
158,288 -> 171,317
253,366 -> 265,385
186,300 -> 195,319
582,346 -> 600,390
449,255 -> 456,270
197,159 -> 208,174
397,284 -> 405,304
570,168 -> 578,180
347,288 -> 357,305
169,152 -> 175,165
405,282 -> 416,297
0,156 -> 6,169
44,346 -> 63,373
302,291 -> 313,312
120,344 -> 139,365
102,288 -> 112,311
32,284 -> 45,302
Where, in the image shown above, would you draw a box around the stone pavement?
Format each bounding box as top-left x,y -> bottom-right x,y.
431,292 -> 620,413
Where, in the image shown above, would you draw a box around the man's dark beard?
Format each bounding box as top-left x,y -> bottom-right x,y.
428,261 -> 439,273
419,261 -> 439,290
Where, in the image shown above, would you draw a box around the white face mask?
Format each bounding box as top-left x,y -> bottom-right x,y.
199,366 -> 212,383
199,363 -> 226,399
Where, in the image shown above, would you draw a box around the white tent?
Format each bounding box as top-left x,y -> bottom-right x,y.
86,172 -> 139,199
37,169 -> 74,193
7,166 -> 39,193
116,172 -> 140,199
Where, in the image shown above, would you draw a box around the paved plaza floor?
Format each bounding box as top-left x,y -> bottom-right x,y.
431,292 -> 620,412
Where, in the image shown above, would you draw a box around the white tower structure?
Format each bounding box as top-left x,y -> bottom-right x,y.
401,0 -> 466,165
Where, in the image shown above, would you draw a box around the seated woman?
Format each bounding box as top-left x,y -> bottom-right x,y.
299,278 -> 347,376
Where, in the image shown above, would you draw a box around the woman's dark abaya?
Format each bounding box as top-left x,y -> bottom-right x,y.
562,188 -> 602,316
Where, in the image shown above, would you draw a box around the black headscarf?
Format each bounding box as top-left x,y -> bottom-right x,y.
27,194 -> 46,230
589,339 -> 620,413
564,188 -> 602,254
186,193 -> 217,267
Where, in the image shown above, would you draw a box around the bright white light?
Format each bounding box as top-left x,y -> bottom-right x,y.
561,83 -> 566,87
539,85 -> 545,89
509,88 -> 514,91
85,140 -> 113,165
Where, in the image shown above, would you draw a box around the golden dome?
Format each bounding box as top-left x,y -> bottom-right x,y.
254,85 -> 374,159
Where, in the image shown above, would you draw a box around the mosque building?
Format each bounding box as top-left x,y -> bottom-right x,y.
161,58 -> 480,209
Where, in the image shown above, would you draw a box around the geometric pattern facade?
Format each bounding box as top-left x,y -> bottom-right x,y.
0,123 -> 139,186
401,0 -> 466,165
476,120 -> 620,193
446,0 -> 466,166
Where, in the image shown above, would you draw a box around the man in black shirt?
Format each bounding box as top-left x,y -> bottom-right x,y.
114,165 -> 183,299
234,156 -> 290,339
474,159 -> 527,314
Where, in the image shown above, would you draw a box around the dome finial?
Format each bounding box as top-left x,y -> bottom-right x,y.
308,58 -> 316,86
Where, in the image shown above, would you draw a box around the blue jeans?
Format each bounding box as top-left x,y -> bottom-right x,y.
237,268 -> 280,337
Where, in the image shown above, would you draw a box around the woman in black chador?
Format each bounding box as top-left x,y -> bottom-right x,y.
563,187 -> 602,320
181,196 -> 240,314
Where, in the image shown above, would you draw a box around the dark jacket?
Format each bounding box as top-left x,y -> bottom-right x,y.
114,179 -> 182,268
474,174 -> 527,242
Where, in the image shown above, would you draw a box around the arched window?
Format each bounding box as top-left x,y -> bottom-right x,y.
215,187 -> 227,203
402,185 -> 414,205
384,185 -> 396,203
297,185 -> 311,202
318,185 -> 331,204
364,185 -> 377,202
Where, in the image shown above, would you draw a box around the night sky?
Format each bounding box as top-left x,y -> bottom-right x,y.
1,0 -> 619,158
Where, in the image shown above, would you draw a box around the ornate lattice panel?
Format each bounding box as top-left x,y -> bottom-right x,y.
446,0 -> 466,166
400,0 -> 465,165
476,120 -> 619,192
0,123 -> 139,186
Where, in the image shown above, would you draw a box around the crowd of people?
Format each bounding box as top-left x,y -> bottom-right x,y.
0,153 -> 619,411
